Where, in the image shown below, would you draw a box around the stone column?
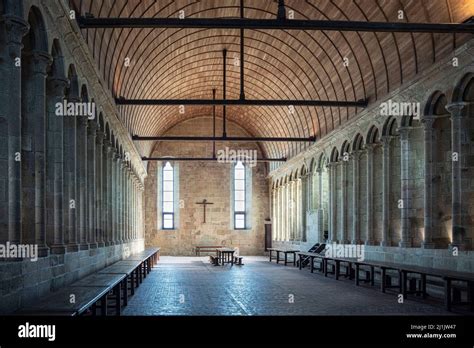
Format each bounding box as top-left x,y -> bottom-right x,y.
96,129 -> 105,247
316,167 -> 324,242
3,16 -> 28,245
87,121 -> 97,249
351,151 -> 360,244
340,159 -> 349,243
64,97 -> 79,252
105,141 -> 114,245
447,102 -> 468,249
111,148 -> 120,245
300,175 -> 308,242
421,117 -> 436,249
77,116 -> 89,250
399,126 -> 413,248
21,51 -> 52,257
328,162 -> 337,243
46,76 -> 69,254
381,136 -> 393,246
365,144 -> 375,245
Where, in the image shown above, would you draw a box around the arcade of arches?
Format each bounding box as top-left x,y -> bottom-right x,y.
0,0 -> 473,314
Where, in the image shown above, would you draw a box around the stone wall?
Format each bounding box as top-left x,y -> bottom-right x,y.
270,38 -> 474,272
144,117 -> 270,256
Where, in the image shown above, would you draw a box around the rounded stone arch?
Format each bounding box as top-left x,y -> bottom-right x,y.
352,133 -> 364,151
340,140 -> 350,156
105,122 -> 111,142
452,73 -> 474,103
366,125 -> 380,144
80,84 -> 89,102
317,152 -> 328,169
98,112 -> 105,131
49,38 -> 66,79
308,157 -> 317,173
329,147 -> 339,163
23,6 -> 48,52
382,116 -> 398,136
67,64 -> 79,99
424,91 -> 448,116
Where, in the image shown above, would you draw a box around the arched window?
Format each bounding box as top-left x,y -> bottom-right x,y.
234,161 -> 246,229
162,162 -> 175,229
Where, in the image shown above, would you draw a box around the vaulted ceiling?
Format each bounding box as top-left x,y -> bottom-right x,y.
71,0 -> 473,162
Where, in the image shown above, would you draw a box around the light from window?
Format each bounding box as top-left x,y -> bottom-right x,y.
234,161 -> 246,229
162,162 -> 174,229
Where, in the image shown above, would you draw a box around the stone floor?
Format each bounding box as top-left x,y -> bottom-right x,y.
123,256 -> 454,316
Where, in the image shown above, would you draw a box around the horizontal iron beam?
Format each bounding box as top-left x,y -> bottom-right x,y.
133,135 -> 316,142
142,157 -> 287,162
78,17 -> 474,33
117,98 -> 368,108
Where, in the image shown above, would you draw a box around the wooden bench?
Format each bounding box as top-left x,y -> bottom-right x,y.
268,248 -> 300,266
234,256 -> 244,265
16,247 -> 160,316
297,251 -> 474,312
195,245 -> 221,256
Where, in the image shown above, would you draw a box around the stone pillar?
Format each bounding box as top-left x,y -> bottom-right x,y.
328,162 -> 337,243
447,102 -> 468,249
113,151 -> 121,244
399,126 -> 413,248
421,117 -> 436,249
316,167 -> 324,242
77,117 -> 89,250
365,144 -> 375,245
110,148 -> 117,244
105,141 -> 114,245
64,97 -> 79,252
87,121 -> 97,248
3,16 -> 28,245
21,51 -> 52,257
381,136 -> 393,246
351,151 -> 360,244
96,129 -> 105,247
300,175 -> 307,242
46,76 -> 69,254
340,159 -> 349,243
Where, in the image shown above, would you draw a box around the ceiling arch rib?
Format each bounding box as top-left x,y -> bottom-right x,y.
71,0 -> 473,161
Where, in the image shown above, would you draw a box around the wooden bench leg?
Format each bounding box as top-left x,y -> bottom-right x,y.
130,271 -> 135,295
269,250 -> 272,262
381,268 -> 386,293
370,266 -> 375,286
335,261 -> 340,280
355,264 -> 360,286
122,279 -> 128,307
298,254 -> 302,270
114,284 -> 121,316
310,256 -> 314,273
445,278 -> 452,311
101,295 -> 108,316
284,252 -> 288,266
421,274 -> 427,299
468,281 -> 474,312
276,251 -> 280,264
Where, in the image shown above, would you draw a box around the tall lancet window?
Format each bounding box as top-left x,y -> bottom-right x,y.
233,161 -> 247,229
161,162 -> 175,229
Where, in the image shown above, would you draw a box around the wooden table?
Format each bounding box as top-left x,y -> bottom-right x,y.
268,248 -> 300,266
216,248 -> 235,266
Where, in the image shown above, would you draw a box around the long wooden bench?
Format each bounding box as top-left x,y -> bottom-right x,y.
16,247 -> 160,316
297,251 -> 474,312
268,248 -> 300,266
195,245 -> 221,256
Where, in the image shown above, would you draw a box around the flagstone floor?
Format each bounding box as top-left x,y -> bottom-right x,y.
123,256 -> 455,316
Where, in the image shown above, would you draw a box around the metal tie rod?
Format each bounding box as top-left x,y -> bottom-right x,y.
78,17 -> 474,34
117,98 -> 368,108
133,135 -> 316,143
142,157 -> 287,162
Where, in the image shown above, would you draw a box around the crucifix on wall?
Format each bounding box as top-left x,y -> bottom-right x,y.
196,199 -> 214,223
